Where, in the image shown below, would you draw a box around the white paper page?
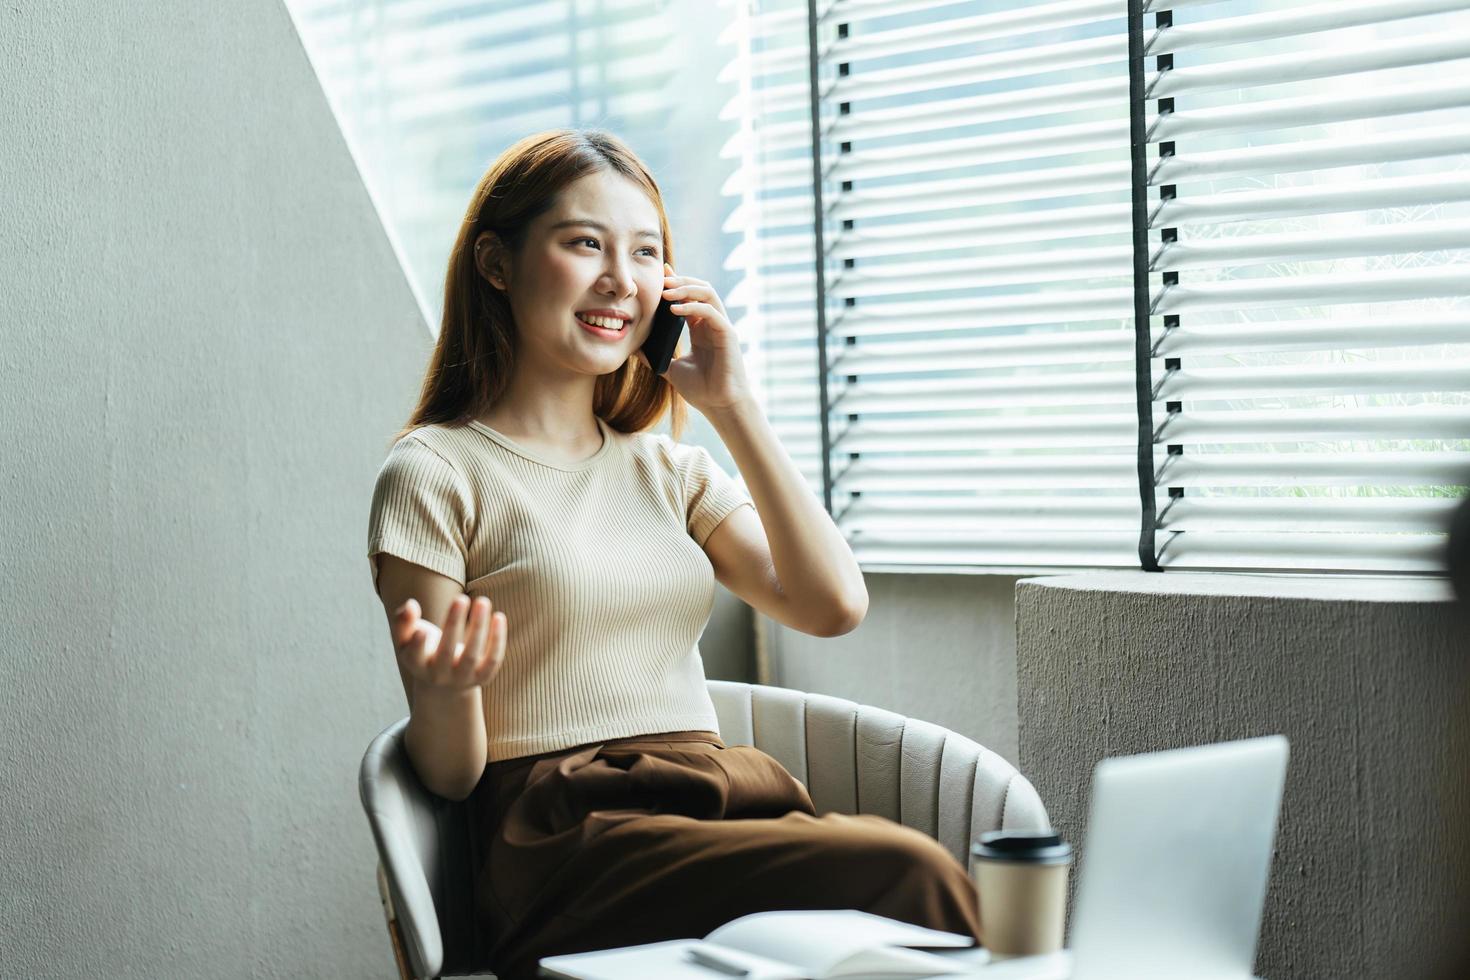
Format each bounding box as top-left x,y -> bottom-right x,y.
705,909 -> 975,977
828,945 -> 981,977
538,938 -> 802,980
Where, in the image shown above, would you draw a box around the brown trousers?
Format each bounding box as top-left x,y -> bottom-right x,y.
464,730 -> 983,980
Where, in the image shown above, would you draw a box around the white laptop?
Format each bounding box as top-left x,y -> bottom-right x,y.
981,735 -> 1290,980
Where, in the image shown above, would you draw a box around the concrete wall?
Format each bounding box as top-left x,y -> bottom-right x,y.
1015,572 -> 1467,979
769,570 -> 1468,978
0,4 -> 756,976
766,573 -> 1023,764
2,2 -> 435,976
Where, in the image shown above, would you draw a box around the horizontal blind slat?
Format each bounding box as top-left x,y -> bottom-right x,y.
1152,77 -> 1470,142
1156,315 -> 1470,355
1152,123 -> 1470,185
823,330 -> 1134,374
771,390 -> 1137,412
845,500 -> 1141,531
1156,533 -> 1449,573
1150,0 -> 1470,57
740,204 -> 1132,267
1158,451 -> 1470,487
1160,360 -> 1470,399
733,119 -> 1130,195
1153,173 -> 1470,226
717,34 -> 1127,119
1161,405 -> 1470,442
851,541 -> 1140,569
1155,267 -> 1470,315
1160,496 -> 1462,531
835,452 -> 1469,490
771,406 -> 1470,447
1156,219 -> 1470,271
1151,30 -> 1470,98
724,166 -> 1133,235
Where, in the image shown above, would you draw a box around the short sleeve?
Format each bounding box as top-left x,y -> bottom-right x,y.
367,436 -> 472,594
667,439 -> 755,546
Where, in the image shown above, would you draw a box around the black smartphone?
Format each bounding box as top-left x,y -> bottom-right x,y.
642,298 -> 684,375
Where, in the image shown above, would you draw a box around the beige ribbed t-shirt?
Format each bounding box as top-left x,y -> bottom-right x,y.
366,414 -> 755,762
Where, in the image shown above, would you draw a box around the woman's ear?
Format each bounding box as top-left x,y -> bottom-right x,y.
474,232 -> 510,291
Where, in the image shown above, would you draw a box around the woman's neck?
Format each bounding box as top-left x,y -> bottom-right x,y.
478,374 -> 602,448
474,407 -> 602,454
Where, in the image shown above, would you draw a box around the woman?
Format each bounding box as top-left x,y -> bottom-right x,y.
367,129 -> 981,979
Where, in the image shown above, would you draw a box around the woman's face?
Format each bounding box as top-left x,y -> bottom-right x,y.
482,170 -> 667,380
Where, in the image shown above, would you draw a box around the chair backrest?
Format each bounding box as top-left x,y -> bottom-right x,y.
359,681 -> 1050,978
360,718 -> 481,977
704,681 -> 1050,869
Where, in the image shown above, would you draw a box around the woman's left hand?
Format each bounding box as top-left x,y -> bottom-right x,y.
637,262 -> 753,415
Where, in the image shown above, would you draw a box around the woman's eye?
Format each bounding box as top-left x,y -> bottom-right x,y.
572,238 -> 659,259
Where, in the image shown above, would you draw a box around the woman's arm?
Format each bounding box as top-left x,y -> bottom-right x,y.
704,396 -> 869,636
654,265 -> 867,636
406,687 -> 486,802
376,555 -> 494,801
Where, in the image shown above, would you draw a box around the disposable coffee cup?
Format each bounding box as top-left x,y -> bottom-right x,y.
970,830 -> 1073,958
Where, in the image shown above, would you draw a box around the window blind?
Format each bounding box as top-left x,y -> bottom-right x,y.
722,0 -> 1148,570
722,0 -> 1470,574
1141,0 -> 1470,572
288,0 -> 687,328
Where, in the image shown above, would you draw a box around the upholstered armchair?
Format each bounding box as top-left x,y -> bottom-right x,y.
358,680 -> 1051,979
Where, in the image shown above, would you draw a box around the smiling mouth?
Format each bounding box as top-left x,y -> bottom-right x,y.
574,312 -> 629,333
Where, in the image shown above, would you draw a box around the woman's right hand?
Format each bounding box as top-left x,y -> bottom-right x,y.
392,594 -> 507,691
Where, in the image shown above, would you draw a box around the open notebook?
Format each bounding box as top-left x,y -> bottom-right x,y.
537,909 -> 985,980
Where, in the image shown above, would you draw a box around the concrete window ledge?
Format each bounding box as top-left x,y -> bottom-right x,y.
1013,568 -> 1467,980
1017,569 -> 1458,604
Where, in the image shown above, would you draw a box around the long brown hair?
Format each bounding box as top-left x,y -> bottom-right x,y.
392,128 -> 689,446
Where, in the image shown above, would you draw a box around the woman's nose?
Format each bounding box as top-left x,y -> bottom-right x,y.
598,259 -> 636,297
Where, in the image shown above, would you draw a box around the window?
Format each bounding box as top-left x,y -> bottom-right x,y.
285,0 -> 744,341
723,0 -> 1470,574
